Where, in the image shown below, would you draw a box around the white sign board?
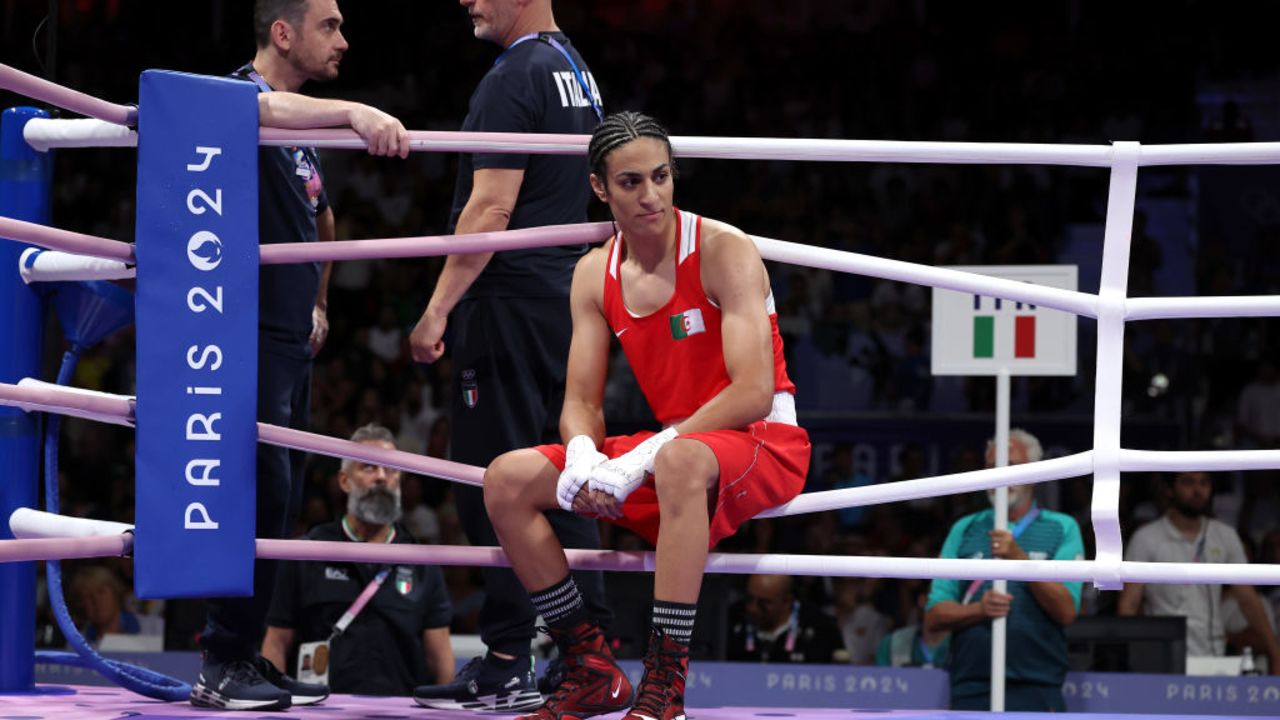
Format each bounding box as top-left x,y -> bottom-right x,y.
931,265 -> 1078,376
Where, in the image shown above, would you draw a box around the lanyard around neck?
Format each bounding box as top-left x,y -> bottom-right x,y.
330,517 -> 397,639
330,568 -> 390,640
746,601 -> 800,654
495,33 -> 603,122
961,505 -> 1040,604
239,63 -> 273,93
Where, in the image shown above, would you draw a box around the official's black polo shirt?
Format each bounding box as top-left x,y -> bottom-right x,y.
449,32 -> 602,299
267,520 -> 452,696
231,64 -> 330,358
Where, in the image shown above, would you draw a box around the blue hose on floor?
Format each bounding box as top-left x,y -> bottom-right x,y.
35,347 -> 192,701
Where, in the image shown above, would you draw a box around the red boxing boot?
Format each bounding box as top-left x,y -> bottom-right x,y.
519,622 -> 633,720
624,626 -> 689,720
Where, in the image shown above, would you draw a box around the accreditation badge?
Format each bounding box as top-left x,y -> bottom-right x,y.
297,640 -> 331,685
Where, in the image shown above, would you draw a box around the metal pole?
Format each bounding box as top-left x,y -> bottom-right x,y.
0,106 -> 51,692
991,368 -> 1011,712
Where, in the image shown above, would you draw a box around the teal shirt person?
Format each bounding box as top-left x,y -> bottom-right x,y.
926,504 -> 1084,710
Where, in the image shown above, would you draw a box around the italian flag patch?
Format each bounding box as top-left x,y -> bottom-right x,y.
669,308 -> 706,340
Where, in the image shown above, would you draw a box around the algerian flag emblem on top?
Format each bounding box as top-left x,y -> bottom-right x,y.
669,308 -> 706,340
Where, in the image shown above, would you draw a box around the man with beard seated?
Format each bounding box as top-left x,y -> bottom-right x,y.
1119,471 -> 1280,674
261,424 -> 455,699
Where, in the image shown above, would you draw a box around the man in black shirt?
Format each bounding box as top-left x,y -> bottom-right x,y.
728,575 -> 843,664
191,0 -> 410,711
263,424 -> 454,697
410,0 -> 609,712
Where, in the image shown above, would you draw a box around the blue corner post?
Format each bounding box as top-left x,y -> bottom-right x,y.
0,107 -> 52,692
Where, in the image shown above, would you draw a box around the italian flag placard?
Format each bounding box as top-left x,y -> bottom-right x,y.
972,314 -> 1037,359
931,265 -> 1077,377
669,308 -> 706,340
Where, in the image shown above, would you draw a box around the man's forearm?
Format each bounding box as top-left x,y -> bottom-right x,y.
1233,586 -> 1280,658
425,252 -> 494,320
317,262 -> 333,309
1027,581 -> 1078,625
316,209 -> 335,308
423,628 -> 455,684
925,601 -> 986,633
424,201 -> 511,319
259,93 -> 357,129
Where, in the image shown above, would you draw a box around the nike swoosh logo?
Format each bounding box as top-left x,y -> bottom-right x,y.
614,327 -> 630,338
611,676 -> 623,698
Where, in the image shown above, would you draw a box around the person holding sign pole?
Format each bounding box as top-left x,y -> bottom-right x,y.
924,429 -> 1084,712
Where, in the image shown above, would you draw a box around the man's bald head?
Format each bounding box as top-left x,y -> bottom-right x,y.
745,574 -> 795,631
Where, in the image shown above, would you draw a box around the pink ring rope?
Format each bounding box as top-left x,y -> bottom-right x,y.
0,216 -> 135,263
259,221 -> 613,265
0,64 -> 136,126
0,381 -> 484,486
258,424 -> 483,486
0,535 -> 131,564
259,127 -> 590,153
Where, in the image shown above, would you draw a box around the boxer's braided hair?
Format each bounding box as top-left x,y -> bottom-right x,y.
588,111 -> 677,184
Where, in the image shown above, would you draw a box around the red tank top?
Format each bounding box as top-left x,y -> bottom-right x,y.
602,209 -> 796,426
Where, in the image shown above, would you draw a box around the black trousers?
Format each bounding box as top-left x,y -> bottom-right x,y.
200,340 -> 311,661
450,296 -> 611,656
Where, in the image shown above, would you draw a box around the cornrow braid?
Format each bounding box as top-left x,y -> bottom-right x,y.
588,111 -> 676,182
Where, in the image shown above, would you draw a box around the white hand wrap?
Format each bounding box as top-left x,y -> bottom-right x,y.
587,427 -> 678,503
557,435 -> 607,511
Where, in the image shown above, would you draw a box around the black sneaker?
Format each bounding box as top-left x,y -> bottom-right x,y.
190,655 -> 291,711
413,654 -> 542,712
536,655 -> 566,696
253,656 -> 328,706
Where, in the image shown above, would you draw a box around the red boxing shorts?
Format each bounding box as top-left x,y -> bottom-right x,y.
535,420 -> 810,548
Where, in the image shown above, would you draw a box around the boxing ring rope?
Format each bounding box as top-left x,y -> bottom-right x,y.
0,216 -> 134,262
11,206 -> 1280,322
0,65 -> 137,126
8,509 -> 1280,589
4,379 -> 1280,520
0,379 -> 485,487
27,114 -> 1280,166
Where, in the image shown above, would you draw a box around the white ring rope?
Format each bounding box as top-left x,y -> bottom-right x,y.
11,509 -> 1280,586
20,248 -> 135,283
1090,142 -> 1139,589
24,115 -> 1280,167
9,508 -> 132,539
22,118 -> 137,152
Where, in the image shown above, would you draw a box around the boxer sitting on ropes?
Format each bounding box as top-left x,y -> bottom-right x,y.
482,110 -> 811,720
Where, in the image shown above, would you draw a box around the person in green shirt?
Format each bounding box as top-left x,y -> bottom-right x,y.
924,430 -> 1084,711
